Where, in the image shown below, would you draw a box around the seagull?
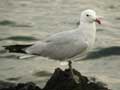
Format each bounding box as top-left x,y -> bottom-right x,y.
3,9 -> 101,83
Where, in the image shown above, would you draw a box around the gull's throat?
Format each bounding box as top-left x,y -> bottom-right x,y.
79,22 -> 96,48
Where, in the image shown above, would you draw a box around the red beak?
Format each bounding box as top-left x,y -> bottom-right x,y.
95,18 -> 101,24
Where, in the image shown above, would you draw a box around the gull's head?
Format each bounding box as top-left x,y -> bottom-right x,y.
80,9 -> 101,24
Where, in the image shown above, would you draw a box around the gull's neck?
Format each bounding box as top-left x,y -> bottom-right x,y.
78,22 -> 96,47
78,21 -> 96,30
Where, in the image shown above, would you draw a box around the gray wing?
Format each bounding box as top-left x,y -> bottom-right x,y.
25,31 -> 88,60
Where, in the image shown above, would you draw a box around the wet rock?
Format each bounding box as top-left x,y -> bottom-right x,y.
0,81 -> 16,90
0,81 -> 41,90
15,82 -> 41,90
0,68 -> 110,90
43,68 -> 110,90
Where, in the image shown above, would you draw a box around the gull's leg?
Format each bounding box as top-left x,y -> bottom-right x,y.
68,60 -> 74,77
68,60 -> 79,84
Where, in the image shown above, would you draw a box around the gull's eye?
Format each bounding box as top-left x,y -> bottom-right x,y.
86,14 -> 90,17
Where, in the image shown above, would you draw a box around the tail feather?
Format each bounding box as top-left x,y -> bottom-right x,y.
3,44 -> 32,53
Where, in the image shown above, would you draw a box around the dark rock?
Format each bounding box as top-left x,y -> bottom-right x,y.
43,68 -> 82,90
0,68 -> 110,90
0,81 -> 16,90
15,82 -> 41,90
43,68 -> 110,90
0,81 -> 41,90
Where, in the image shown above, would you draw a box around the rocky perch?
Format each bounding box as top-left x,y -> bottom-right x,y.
0,68 -> 110,90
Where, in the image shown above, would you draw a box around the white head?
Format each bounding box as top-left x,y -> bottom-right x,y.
80,9 -> 101,24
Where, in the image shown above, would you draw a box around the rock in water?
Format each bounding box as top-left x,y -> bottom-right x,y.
0,81 -> 41,90
0,81 -> 16,90
0,68 -> 110,90
43,68 -> 110,90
